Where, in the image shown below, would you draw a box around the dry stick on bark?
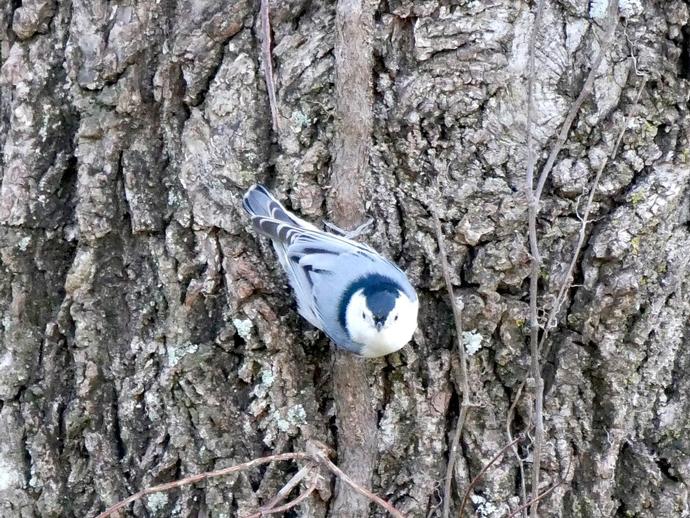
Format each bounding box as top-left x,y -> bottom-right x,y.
247,484 -> 317,517
329,0 -> 378,516
458,432 -> 529,518
523,1 -> 545,515
247,476 -> 318,518
507,479 -> 565,518
94,452 -> 311,518
260,0 -> 280,132
506,77 -> 645,514
507,456 -> 573,518
538,77 -> 647,355
255,463 -> 314,513
523,2 -> 620,516
96,444 -> 405,518
505,380 -> 529,518
532,0 -> 621,203
506,77 -> 645,510
525,0 -> 545,262
311,447 -> 406,518
431,209 -> 471,518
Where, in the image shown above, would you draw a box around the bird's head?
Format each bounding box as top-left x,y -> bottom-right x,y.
344,280 -> 418,357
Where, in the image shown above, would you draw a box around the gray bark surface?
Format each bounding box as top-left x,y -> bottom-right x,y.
1,1 -> 689,517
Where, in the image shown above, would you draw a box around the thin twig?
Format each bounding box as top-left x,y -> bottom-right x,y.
524,3 -> 620,516
257,463 -> 314,512
506,73 -> 643,511
505,382 -> 528,518
507,456 -> 573,518
95,452 -> 310,518
538,77 -> 647,356
532,0 -> 621,203
524,0 -> 545,515
244,470 -> 318,518
525,0 -> 545,262
443,406 -> 468,517
96,442 -> 406,518
260,0 -> 280,132
431,201 -> 471,518
426,481 -> 444,518
513,81 -> 648,516
254,482 -> 318,516
507,481 -> 563,518
458,432 -> 528,518
310,447 -> 405,518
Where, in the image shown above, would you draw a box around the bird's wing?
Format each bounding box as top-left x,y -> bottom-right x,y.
279,229 -> 384,353
290,230 -> 416,298
281,229 -> 365,318
243,185 -> 318,243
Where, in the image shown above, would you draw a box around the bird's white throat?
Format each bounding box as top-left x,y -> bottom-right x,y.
345,289 -> 418,357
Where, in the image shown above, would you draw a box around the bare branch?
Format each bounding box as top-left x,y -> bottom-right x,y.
431,204 -> 472,518
96,442 -> 406,518
538,77 -> 647,355
95,452 -> 310,518
508,481 -> 563,518
458,432 -> 528,518
310,444 -> 406,518
508,79 -> 645,518
507,456 -> 573,518
524,0 -> 546,514
256,463 -> 314,513
524,2 -> 619,516
444,406 -> 469,518
506,382 -> 529,518
532,0 -> 621,203
244,468 -> 318,518
525,0 -> 545,262
260,0 -> 280,133
511,79 -> 646,514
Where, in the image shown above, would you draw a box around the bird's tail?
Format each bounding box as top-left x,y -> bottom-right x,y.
243,184 -> 312,244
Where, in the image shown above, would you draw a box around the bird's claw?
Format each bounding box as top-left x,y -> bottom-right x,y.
323,218 -> 374,239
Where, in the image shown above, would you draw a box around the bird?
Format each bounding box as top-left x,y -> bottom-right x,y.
242,184 -> 418,357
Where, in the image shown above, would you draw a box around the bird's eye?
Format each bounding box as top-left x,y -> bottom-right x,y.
394,315 -> 398,321
362,312 -> 366,320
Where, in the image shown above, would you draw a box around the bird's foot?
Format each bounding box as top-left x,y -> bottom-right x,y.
323,218 -> 374,239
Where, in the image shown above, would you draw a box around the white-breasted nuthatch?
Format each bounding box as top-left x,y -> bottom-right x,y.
243,185 -> 418,357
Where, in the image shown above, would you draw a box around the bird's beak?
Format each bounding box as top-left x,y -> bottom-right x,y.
375,321 -> 384,331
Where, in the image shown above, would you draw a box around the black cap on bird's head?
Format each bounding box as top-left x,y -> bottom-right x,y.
364,285 -> 399,331
338,273 -> 407,334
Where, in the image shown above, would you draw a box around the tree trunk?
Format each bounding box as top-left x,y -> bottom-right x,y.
1,1 -> 689,517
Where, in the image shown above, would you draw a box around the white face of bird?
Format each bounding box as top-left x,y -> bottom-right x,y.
345,288 -> 419,357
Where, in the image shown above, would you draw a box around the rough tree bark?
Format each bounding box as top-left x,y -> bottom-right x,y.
1,1 -> 689,517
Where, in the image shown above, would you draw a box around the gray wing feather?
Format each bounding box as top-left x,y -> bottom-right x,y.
243,185 -> 323,328
243,185 -> 317,243
289,232 -> 417,301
